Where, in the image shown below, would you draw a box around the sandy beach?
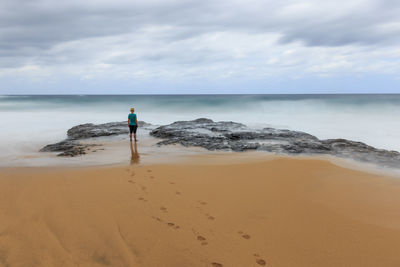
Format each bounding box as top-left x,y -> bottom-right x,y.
1,154 -> 400,267
2,0 -> 400,264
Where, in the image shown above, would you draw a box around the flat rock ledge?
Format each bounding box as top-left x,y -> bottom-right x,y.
150,118 -> 400,168
40,121 -> 150,157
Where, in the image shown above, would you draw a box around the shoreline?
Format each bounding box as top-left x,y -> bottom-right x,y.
3,117 -> 400,174
1,155 -> 400,266
3,143 -> 400,178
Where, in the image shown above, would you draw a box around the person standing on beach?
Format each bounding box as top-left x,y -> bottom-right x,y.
128,108 -> 138,142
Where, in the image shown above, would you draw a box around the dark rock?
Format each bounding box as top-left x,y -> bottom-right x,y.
40,118 -> 400,168
67,121 -> 150,140
40,121 -> 151,157
40,140 -> 100,157
150,118 -> 400,168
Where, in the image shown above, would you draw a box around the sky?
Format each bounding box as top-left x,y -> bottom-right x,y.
1,0 -> 400,94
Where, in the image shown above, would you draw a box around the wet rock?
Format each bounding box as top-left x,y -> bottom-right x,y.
322,139 -> 400,166
150,118 -> 400,168
40,121 -> 150,157
41,118 -> 400,168
67,121 -> 150,140
39,140 -> 100,157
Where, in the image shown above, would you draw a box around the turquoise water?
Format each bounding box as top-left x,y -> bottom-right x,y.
2,94 -> 400,112
1,94 -> 400,164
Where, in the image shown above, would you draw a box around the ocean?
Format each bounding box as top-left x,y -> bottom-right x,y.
1,94 -> 400,166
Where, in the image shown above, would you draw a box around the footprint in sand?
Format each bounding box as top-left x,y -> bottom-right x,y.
130,172 -> 135,177
211,263 -> 223,267
253,254 -> 266,266
242,234 -> 250,239
175,191 -> 181,195
147,169 -> 152,173
160,206 -> 167,212
152,216 -> 164,222
197,236 -> 208,245
238,231 -> 250,239
167,222 -> 180,229
205,214 -> 215,220
128,180 -> 135,184
138,197 -> 147,202
256,259 -> 266,266
198,201 -> 207,205
141,186 -> 147,192
149,176 -> 155,179
169,182 -> 175,185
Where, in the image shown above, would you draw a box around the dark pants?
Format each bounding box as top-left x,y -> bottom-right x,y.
129,125 -> 138,134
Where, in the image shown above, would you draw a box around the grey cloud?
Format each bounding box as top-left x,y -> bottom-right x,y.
276,3 -> 400,46
1,1 -> 398,46
279,20 -> 388,47
1,0 -> 400,69
140,48 -> 230,65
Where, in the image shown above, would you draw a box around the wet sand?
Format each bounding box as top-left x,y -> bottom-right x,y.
1,155 -> 400,266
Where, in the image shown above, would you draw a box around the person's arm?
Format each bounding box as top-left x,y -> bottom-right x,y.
128,115 -> 130,125
135,115 -> 138,127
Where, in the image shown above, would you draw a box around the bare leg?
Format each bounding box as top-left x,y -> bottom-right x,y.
129,133 -> 132,141
134,133 -> 137,142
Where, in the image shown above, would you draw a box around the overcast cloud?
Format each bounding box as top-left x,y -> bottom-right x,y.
1,0 -> 400,93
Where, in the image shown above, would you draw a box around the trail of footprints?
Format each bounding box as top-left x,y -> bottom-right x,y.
126,167 -> 267,266
196,201 -> 215,221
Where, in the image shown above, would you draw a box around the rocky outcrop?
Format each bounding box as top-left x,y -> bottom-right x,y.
40,118 -> 400,168
40,140 -> 101,157
66,121 -> 150,140
150,118 -> 400,168
40,121 -> 150,157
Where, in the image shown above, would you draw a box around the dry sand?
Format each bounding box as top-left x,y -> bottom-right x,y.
1,155 -> 400,267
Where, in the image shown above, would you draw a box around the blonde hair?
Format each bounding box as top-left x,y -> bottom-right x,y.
130,108 -> 134,111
